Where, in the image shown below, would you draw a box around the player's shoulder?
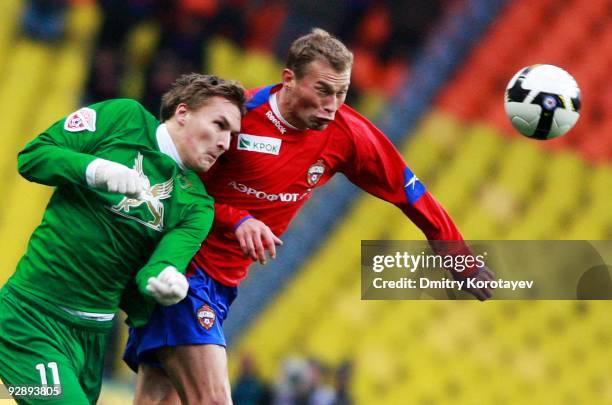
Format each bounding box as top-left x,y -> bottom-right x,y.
89,98 -> 145,112
178,171 -> 214,204
245,84 -> 280,111
88,98 -> 156,124
245,86 -> 268,100
333,104 -> 379,139
60,99 -> 156,134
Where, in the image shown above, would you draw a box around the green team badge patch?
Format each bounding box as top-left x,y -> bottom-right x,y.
64,107 -> 96,132
110,153 -> 173,231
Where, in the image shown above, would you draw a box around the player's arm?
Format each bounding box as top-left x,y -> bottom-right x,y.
340,117 -> 462,240
17,100 -> 146,197
18,118 -> 100,186
213,201 -> 252,230
341,117 -> 493,299
135,195 -> 215,305
214,202 -> 283,265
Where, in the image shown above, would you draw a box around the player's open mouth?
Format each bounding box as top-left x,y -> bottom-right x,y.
314,117 -> 332,125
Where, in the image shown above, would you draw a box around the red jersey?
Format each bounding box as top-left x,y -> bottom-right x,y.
191,85 -> 474,286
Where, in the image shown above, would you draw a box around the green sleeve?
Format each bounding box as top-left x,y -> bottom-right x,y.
135,196 -> 215,296
17,120 -> 100,186
17,99 -> 144,186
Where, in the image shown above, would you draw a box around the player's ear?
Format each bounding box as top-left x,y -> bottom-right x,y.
282,68 -> 295,89
174,103 -> 189,125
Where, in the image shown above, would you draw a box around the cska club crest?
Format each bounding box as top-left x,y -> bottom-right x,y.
197,304 -> 216,330
307,159 -> 326,186
64,107 -> 97,132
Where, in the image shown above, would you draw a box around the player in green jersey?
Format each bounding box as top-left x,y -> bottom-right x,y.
0,73 -> 244,404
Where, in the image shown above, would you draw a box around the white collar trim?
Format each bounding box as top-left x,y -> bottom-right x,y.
156,123 -> 186,170
269,92 -> 298,129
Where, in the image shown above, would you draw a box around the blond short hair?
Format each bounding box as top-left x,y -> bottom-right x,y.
160,73 -> 245,121
286,28 -> 353,78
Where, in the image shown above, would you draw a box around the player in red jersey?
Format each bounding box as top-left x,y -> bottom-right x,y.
125,28 -> 494,404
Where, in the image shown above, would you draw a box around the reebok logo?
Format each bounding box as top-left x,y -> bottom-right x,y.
237,134 -> 282,155
266,110 -> 287,134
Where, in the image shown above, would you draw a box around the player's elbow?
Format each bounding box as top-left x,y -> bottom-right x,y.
16,150 -> 37,182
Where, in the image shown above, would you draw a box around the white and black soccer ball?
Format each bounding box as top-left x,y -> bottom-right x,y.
504,64 -> 581,140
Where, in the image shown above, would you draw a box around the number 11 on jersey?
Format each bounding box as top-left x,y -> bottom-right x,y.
35,362 -> 60,385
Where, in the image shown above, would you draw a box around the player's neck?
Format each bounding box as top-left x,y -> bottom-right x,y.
276,87 -> 306,130
161,120 -> 187,169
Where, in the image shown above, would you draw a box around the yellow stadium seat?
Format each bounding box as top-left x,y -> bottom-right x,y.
239,50 -> 281,89
0,0 -> 23,76
403,110 -> 465,176
206,37 -> 244,83
0,3 -> 102,283
493,139 -> 543,204
0,40 -> 53,198
120,21 -> 160,100
427,124 -> 504,218
63,1 -> 101,49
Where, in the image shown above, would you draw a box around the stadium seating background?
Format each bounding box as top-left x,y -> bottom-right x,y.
0,0 -> 610,403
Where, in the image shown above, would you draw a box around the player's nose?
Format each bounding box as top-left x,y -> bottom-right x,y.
218,132 -> 231,152
322,95 -> 340,115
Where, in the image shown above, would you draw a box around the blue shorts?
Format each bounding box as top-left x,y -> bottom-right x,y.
123,267 -> 237,372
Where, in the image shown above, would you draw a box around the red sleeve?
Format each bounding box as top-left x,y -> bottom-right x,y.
213,203 -> 253,231
339,111 -> 478,277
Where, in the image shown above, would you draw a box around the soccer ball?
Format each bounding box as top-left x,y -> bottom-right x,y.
504,64 -> 581,140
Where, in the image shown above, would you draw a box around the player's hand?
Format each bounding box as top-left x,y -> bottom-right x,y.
461,266 -> 495,301
235,217 -> 283,265
146,266 -> 189,306
86,158 -> 146,198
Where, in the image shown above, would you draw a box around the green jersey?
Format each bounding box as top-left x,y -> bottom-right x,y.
6,99 -> 214,327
